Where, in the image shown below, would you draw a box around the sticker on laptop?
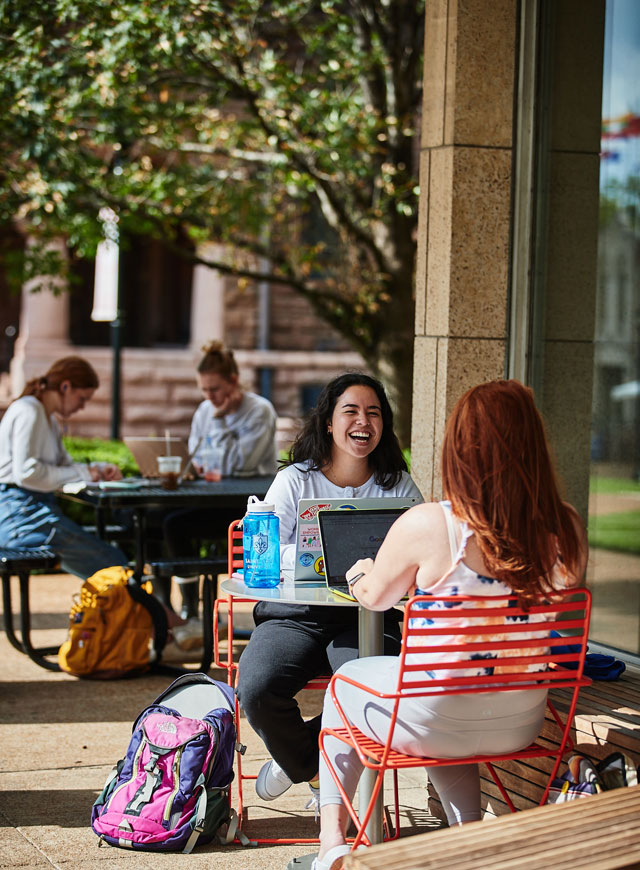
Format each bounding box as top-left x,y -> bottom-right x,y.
299,552 -> 314,567
299,524 -> 321,550
314,556 -> 325,577
299,503 -> 332,521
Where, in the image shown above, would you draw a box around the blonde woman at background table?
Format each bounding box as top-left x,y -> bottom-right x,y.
0,356 -> 127,578
162,340 -> 278,619
313,379 -> 588,870
235,372 -> 423,812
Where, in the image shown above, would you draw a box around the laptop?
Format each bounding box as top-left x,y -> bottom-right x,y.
291,495 -> 419,581
318,507 -> 408,599
124,436 -> 191,478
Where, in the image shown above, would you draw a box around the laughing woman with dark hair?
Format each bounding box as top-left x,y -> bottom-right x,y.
235,372 -> 423,810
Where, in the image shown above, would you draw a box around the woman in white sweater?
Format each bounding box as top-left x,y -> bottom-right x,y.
235,372 -> 423,809
0,356 -> 127,577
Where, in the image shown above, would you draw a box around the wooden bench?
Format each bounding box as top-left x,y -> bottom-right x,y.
1,546 -> 60,670
345,784 -> 640,870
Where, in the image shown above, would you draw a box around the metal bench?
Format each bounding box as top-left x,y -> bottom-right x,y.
148,556 -> 227,673
1,546 -> 61,671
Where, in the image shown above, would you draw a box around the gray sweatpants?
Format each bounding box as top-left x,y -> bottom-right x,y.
319,655 -> 547,825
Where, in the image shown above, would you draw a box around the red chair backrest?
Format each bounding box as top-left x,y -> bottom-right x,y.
397,588 -> 591,697
228,520 -> 244,575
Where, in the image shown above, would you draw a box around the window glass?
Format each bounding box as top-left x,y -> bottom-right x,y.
589,0 -> 640,653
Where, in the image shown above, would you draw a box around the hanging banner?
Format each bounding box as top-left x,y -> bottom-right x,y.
91,237 -> 119,322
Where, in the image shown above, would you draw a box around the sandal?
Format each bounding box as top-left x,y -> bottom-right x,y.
311,844 -> 352,870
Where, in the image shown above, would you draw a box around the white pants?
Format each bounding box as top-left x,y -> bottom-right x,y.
319,656 -> 547,825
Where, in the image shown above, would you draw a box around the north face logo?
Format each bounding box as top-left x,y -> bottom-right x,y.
157,720 -> 178,734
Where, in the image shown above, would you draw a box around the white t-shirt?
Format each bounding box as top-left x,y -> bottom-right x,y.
265,461 -> 424,571
0,396 -> 92,492
189,391 -> 278,476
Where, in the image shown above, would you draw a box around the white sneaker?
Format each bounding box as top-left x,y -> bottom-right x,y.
172,617 -> 204,651
255,759 -> 293,800
161,639 -> 204,663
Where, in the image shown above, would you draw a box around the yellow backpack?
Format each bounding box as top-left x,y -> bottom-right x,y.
58,566 -> 167,679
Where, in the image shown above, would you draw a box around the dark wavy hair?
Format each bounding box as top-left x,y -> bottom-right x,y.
285,372 -> 407,489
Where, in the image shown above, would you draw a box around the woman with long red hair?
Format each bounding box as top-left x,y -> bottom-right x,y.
312,380 -> 588,870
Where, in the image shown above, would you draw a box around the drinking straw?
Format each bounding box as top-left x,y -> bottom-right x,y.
165,429 -> 171,456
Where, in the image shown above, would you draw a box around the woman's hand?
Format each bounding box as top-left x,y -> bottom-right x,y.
346,559 -> 374,584
100,463 -> 123,481
90,462 -> 123,481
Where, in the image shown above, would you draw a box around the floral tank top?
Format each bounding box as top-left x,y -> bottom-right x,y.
408,501 -> 555,680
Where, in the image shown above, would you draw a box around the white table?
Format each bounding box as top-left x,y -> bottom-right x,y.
220,576 -> 386,844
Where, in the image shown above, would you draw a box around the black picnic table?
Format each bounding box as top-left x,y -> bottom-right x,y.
60,476 -> 273,575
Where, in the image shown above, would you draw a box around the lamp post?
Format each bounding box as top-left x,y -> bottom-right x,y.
91,207 -> 122,440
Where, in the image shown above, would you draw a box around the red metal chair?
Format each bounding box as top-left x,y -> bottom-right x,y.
319,588 -> 592,849
213,519 -> 329,844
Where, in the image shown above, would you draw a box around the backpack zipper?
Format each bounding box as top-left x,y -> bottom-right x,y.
162,747 -> 183,823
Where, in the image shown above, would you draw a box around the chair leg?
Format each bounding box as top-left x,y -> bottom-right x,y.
319,728 -> 378,850
485,761 -> 517,812
234,693 -> 246,824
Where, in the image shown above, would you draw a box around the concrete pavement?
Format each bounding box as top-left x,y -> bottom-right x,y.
1,572 -> 437,869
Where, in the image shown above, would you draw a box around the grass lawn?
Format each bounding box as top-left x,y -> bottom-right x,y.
588,476 -> 640,555
590,475 -> 640,494
588,510 -> 640,555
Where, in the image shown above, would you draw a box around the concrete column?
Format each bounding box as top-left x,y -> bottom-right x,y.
190,242 -> 226,353
412,0 -> 604,517
11,237 -> 71,396
412,0 -> 516,499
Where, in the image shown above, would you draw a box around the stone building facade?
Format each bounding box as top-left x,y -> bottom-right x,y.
0,237 -> 363,452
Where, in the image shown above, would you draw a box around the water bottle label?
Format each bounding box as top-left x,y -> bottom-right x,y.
252,532 -> 269,555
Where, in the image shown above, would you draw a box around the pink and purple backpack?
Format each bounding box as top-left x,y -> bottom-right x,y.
91,673 -> 246,852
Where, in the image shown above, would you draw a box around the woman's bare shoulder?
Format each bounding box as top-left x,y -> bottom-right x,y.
393,501 -> 447,537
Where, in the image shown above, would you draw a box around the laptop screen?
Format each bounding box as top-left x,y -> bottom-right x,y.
318,508 -> 404,587
294,495 -> 419,581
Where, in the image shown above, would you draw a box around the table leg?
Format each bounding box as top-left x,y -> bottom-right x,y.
132,508 -> 146,576
95,506 -> 106,539
358,608 -> 384,845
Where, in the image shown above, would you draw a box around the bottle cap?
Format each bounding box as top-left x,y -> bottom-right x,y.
246,494 -> 275,513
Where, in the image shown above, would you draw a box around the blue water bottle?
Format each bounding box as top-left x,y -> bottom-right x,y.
243,495 -> 280,588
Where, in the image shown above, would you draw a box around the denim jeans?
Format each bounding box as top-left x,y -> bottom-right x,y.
0,484 -> 128,579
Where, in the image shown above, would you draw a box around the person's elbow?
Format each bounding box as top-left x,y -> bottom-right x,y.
14,460 -> 46,491
356,579 -> 399,611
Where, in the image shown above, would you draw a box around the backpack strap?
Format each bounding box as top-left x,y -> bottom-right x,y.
183,775 -> 208,854
126,581 -> 169,655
